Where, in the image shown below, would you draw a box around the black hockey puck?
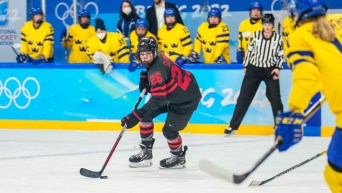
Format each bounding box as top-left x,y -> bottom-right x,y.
100,176 -> 108,179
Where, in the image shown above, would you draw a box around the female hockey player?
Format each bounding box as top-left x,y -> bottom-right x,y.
274,0 -> 342,192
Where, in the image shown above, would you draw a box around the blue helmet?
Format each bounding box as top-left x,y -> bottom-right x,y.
29,7 -> 43,16
208,8 -> 222,19
289,0 -> 327,22
135,18 -> 149,29
249,1 -> 263,11
164,8 -> 176,17
78,9 -> 90,18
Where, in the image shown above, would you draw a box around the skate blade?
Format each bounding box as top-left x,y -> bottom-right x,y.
129,160 -> 152,168
224,131 -> 236,137
159,164 -> 186,169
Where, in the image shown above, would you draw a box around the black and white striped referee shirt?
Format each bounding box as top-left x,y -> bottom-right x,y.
244,30 -> 284,68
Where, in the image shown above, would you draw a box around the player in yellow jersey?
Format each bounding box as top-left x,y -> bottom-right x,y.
282,16 -> 295,63
17,7 -> 54,64
87,18 -> 130,73
236,1 -> 263,64
158,8 -> 193,67
274,0 -> 342,192
189,8 -> 230,64
128,18 -> 156,72
130,19 -> 156,53
60,9 -> 95,63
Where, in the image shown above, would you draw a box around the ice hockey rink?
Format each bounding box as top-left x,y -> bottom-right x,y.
0,129 -> 331,193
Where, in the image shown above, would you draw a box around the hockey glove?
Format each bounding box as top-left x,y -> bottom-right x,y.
139,71 -> 150,94
175,55 -> 187,67
128,53 -> 141,72
214,56 -> 227,64
236,50 -> 244,64
32,56 -> 46,65
327,129 -> 342,170
275,111 -> 304,152
189,51 -> 199,63
16,53 -> 27,63
60,28 -> 67,42
121,109 -> 142,128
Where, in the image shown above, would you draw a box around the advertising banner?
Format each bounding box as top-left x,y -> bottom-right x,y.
0,0 -> 26,62
0,64 -> 294,127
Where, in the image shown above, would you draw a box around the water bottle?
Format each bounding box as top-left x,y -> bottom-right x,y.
0,0 -> 8,26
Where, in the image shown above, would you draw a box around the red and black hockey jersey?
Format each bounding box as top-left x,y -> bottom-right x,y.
140,54 -> 201,115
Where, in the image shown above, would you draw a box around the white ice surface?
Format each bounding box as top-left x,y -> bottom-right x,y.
0,129 -> 331,193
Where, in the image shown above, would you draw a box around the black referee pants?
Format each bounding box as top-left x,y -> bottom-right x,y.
229,65 -> 283,130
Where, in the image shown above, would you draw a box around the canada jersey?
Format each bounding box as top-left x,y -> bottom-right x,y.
63,24 -> 95,63
238,18 -> 263,54
20,21 -> 54,60
86,32 -> 130,63
141,54 -> 201,115
158,23 -> 193,61
130,31 -> 157,53
287,14 -> 342,127
194,22 -> 230,63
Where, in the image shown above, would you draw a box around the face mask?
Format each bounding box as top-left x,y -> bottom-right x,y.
166,22 -> 176,29
97,32 -> 106,40
80,23 -> 89,29
122,7 -> 132,15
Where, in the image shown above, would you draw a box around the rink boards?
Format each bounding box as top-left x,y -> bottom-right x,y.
0,63 -> 335,136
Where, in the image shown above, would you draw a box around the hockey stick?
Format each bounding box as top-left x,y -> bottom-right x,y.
249,150 -> 326,186
80,88 -> 146,179
64,25 -> 70,62
11,45 -> 19,56
199,96 -> 326,184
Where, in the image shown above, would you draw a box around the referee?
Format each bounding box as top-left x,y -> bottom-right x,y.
225,13 -> 284,135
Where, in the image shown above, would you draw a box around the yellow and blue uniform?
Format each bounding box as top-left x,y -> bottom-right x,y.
20,21 -> 54,61
286,14 -> 342,193
282,16 -> 295,63
238,18 -> 263,54
157,23 -> 193,62
62,24 -> 95,63
193,22 -> 230,64
86,32 -> 130,63
130,31 -> 156,53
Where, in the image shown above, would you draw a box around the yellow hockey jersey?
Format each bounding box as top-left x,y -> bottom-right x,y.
62,24 -> 95,63
86,32 -> 130,63
238,18 -> 263,54
282,16 -> 295,63
129,31 -> 156,53
287,14 -> 342,127
20,21 -> 54,60
193,21 -> 230,64
158,23 -> 193,61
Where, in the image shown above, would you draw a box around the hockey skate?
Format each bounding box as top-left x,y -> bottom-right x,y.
129,138 -> 155,168
160,146 -> 188,169
224,127 -> 236,136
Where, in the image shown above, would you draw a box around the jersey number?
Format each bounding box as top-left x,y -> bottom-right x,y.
150,72 -> 163,85
171,65 -> 191,91
221,25 -> 229,32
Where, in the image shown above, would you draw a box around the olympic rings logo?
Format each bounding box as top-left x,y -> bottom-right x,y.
55,2 -> 99,27
271,0 -> 288,18
0,77 -> 40,109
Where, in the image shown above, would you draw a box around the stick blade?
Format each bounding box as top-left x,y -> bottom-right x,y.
80,168 -> 101,178
199,159 -> 234,183
12,43 -> 22,49
249,180 -> 263,187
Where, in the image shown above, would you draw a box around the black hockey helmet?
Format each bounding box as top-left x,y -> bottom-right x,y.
137,36 -> 158,66
138,36 -> 158,56
261,13 -> 275,25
